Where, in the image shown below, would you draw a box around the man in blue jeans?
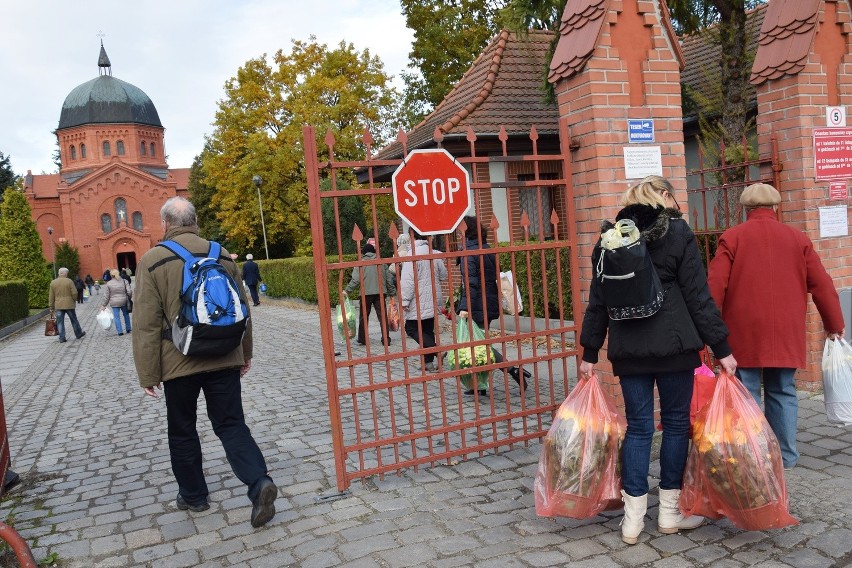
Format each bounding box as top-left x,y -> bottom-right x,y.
132,197 -> 277,528
49,267 -> 86,343
709,183 -> 844,469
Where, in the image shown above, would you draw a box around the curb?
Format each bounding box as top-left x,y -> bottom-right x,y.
0,309 -> 50,342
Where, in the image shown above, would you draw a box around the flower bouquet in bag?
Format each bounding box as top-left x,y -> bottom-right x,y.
680,371 -> 797,530
335,296 -> 356,339
447,318 -> 492,392
821,338 -> 852,426
534,373 -> 626,518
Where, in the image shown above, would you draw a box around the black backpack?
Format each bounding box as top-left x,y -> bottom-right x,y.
596,221 -> 664,320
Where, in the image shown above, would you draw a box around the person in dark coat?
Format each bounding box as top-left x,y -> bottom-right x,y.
708,182 -> 844,469
579,175 -> 737,545
73,275 -> 85,304
241,254 -> 263,306
84,274 -> 95,296
120,268 -> 132,285
103,268 -> 112,282
456,215 -> 531,396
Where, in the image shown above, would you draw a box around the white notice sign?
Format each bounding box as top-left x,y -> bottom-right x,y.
623,146 -> 663,179
818,205 -> 849,238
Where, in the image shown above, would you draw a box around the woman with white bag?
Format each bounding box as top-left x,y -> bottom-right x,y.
101,269 -> 132,336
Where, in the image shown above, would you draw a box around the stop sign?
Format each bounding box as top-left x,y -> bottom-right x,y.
392,149 -> 471,235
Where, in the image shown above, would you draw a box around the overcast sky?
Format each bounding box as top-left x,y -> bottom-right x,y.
0,0 -> 414,176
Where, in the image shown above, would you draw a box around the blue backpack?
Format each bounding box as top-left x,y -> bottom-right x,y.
159,240 -> 249,357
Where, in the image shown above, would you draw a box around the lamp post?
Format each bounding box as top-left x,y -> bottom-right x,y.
252,175 -> 270,260
47,227 -> 56,278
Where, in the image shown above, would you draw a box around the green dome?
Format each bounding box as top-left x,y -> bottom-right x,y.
58,75 -> 162,130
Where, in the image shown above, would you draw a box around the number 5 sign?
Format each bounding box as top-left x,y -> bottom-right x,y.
827,106 -> 847,127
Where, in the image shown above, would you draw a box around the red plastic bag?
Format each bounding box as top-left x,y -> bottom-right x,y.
386,298 -> 400,332
534,373 -> 626,518
691,363 -> 715,428
680,371 -> 797,530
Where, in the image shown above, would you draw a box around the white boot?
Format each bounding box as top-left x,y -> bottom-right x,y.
620,490 -> 647,544
658,488 -> 704,534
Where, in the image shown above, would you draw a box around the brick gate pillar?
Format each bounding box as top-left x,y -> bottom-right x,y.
549,0 -> 685,389
751,0 -> 852,388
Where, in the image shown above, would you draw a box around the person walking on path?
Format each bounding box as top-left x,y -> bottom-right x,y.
84,274 -> 95,296
101,269 -> 132,336
579,175 -> 737,545
49,267 -> 86,343
400,233 -> 448,372
131,196 -> 278,528
708,182 -> 844,470
102,268 -> 112,282
242,254 -> 263,306
73,275 -> 85,304
345,243 -> 396,346
456,215 -> 531,395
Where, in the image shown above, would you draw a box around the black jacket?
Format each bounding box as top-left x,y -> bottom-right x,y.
457,239 -> 500,328
580,205 -> 731,376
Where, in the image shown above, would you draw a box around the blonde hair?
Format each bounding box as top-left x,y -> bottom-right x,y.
623,175 -> 674,208
110,269 -> 120,279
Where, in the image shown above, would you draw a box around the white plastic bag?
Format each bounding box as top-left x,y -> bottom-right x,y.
499,271 -> 523,315
821,338 -> 852,426
96,309 -> 114,331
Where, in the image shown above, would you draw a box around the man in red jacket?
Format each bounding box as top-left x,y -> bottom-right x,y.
708,183 -> 844,469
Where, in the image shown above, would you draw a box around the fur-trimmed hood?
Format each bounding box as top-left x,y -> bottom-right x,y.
600,205 -> 683,243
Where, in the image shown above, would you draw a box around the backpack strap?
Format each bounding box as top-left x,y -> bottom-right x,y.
158,240 -> 195,263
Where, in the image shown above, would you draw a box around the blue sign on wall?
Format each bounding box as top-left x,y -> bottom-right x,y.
628,119 -> 655,143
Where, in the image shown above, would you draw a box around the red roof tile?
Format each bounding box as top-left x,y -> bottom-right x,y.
548,0 -> 608,83
374,29 -> 558,159
751,0 -> 821,84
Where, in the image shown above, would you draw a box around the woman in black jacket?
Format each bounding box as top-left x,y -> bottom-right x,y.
456,216 -> 531,396
579,175 -> 737,545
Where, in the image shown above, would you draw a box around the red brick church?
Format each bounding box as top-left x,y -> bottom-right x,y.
24,43 -> 189,278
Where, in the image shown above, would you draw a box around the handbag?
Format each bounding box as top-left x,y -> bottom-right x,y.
44,314 -> 57,336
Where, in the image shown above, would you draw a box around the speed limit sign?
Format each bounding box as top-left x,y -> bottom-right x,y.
827,106 -> 847,127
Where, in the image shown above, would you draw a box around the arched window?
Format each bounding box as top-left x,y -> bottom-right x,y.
150,143 -> 156,157
80,144 -> 86,158
132,211 -> 143,231
70,145 -> 77,160
117,141 -> 125,156
103,141 -> 111,156
101,214 -> 113,233
140,141 -> 147,155
114,198 -> 127,227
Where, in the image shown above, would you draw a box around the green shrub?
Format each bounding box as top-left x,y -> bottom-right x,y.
246,255 -> 357,306
0,281 -> 29,328
497,243 -> 573,320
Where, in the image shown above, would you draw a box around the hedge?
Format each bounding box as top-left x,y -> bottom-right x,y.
247,255 -> 357,307
0,281 -> 30,328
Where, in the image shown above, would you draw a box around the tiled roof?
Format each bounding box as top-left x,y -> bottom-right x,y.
169,167 -> 190,190
374,29 -> 558,159
751,0 -> 820,84
27,173 -> 61,198
548,0 -> 608,83
680,4 -> 765,116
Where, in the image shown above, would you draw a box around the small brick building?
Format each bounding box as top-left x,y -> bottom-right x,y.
24,43 -> 189,279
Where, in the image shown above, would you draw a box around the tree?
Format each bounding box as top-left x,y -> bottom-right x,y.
0,187 -> 51,308
54,241 -> 80,280
203,37 -> 400,257
0,151 -> 20,210
401,0 -> 502,120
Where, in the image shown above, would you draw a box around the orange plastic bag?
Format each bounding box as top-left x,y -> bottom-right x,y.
534,373 -> 626,518
690,363 -> 716,428
386,298 -> 400,332
680,371 -> 797,530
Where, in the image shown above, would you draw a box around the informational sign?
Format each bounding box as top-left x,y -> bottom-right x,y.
818,205 -> 848,238
628,119 -> 655,143
827,106 -> 847,128
623,146 -> 663,179
814,128 -> 852,180
391,149 -> 471,235
829,181 -> 849,200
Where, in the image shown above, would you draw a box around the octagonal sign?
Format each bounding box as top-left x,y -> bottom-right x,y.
392,148 -> 471,235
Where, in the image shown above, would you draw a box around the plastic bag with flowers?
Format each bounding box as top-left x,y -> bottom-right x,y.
534,373 -> 626,518
447,318 -> 493,392
680,371 -> 797,530
335,296 -> 356,340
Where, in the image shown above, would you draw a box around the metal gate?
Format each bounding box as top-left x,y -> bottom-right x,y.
304,119 -> 582,491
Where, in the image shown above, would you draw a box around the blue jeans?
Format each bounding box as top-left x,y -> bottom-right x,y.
619,370 -> 693,496
112,306 -> 131,335
736,368 -> 798,468
163,368 -> 271,506
55,309 -> 83,341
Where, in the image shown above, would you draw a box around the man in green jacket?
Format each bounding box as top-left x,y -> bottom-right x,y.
49,267 -> 86,343
132,197 -> 277,528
